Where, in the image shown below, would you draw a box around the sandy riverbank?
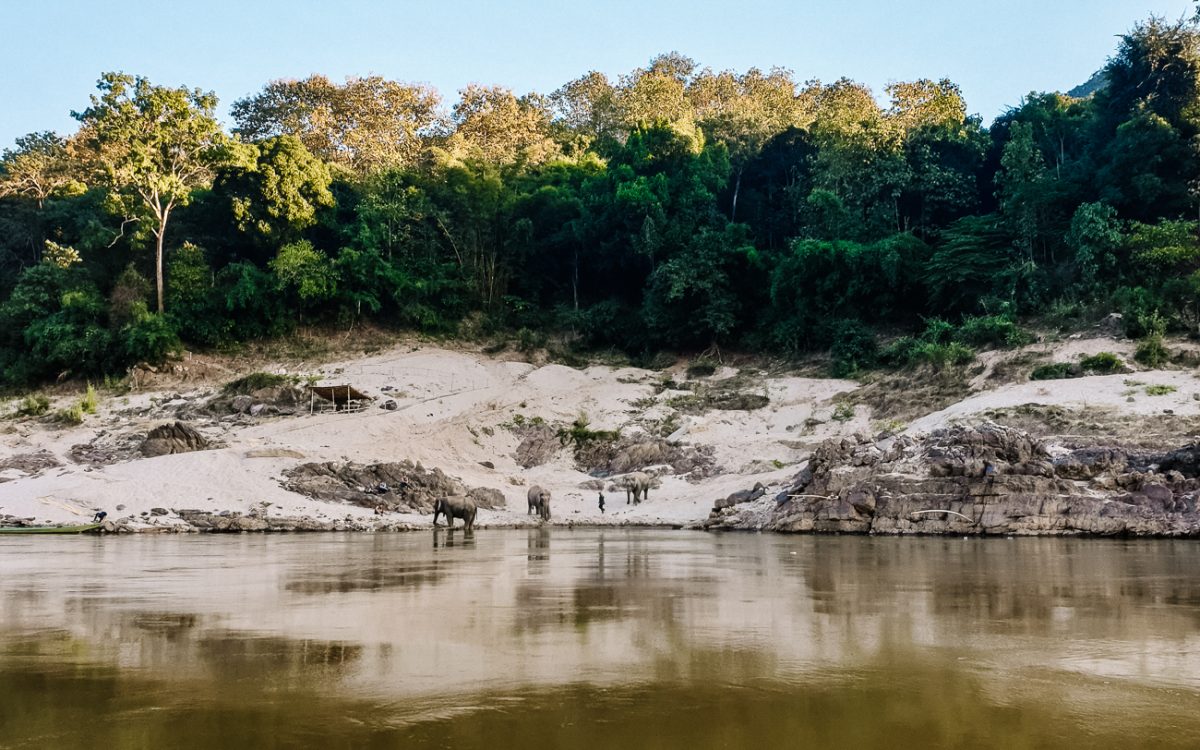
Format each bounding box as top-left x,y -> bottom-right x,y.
1,336 -> 1197,534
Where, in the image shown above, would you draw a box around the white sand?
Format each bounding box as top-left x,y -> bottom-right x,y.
0,346 -> 860,529
4,338 -> 1194,530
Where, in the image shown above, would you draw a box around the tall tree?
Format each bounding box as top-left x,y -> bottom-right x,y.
690,67 -> 801,220
885,79 -> 967,133
74,72 -> 230,312
445,85 -> 561,167
996,122 -> 1048,262
231,75 -> 441,174
212,135 -> 334,243
0,132 -> 78,209
1097,16 -> 1200,134
615,53 -> 699,136
550,72 -> 620,150
808,79 -> 910,237
1091,17 -> 1200,219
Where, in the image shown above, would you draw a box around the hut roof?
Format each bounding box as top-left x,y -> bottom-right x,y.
307,385 -> 372,404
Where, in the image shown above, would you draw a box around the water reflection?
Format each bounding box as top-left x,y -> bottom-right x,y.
1,532 -> 1199,749
432,526 -> 475,549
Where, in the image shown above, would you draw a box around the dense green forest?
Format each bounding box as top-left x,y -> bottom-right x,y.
2,14 -> 1200,385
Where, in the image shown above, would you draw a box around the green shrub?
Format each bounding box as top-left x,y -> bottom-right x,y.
1030,363 -> 1077,380
686,361 -> 717,379
1113,288 -> 1165,338
516,327 -> 547,353
831,402 -> 856,422
920,318 -> 956,345
222,372 -> 291,395
956,314 -> 1028,348
878,336 -> 921,368
1145,384 -> 1177,396
829,319 -> 878,377
556,413 -> 619,449
81,383 -> 98,414
1079,352 -> 1124,374
16,394 -> 50,417
120,311 -> 182,366
56,403 -> 84,425
1135,335 -> 1170,368
912,341 -> 974,369
1131,309 -> 1170,368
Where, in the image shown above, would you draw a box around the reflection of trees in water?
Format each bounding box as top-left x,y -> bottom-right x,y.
512,577 -> 691,636
131,612 -> 199,642
512,533 -> 692,637
285,561 -> 446,594
4,648 -> 1199,749
197,632 -> 363,679
8,604 -> 366,688
782,536 -> 1200,637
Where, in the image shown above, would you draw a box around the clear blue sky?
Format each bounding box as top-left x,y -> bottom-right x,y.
1,0 -> 1194,147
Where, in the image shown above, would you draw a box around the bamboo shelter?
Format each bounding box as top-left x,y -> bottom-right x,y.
307,385 -> 372,414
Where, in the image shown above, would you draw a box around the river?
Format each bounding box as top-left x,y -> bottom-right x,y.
1,530 -> 1198,748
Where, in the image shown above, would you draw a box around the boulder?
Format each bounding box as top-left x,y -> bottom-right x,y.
141,422 -> 210,457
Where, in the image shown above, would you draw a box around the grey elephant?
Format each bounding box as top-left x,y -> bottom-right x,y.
527,485 -> 551,521
433,495 -> 477,531
621,472 -> 652,505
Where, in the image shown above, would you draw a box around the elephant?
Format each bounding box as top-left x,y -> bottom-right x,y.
433,495 -> 477,531
527,485 -> 551,521
621,472 -> 652,505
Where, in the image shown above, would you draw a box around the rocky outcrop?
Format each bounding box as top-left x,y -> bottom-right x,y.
514,425 -> 561,468
576,436 -> 718,478
706,424 -> 1200,537
282,460 -> 506,513
141,422 -> 211,457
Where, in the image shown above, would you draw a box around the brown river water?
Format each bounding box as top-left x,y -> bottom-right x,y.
1,530 -> 1199,749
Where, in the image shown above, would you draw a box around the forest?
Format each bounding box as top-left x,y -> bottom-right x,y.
2,13 -> 1200,386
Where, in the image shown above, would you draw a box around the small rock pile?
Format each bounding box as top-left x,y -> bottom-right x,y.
0,451 -> 61,481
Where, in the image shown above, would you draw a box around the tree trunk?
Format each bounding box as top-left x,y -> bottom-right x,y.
155,224 -> 166,313
730,169 -> 742,222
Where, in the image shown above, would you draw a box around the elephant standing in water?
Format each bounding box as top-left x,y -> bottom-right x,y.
527,485 -> 551,521
621,472 -> 652,505
433,495 -> 477,531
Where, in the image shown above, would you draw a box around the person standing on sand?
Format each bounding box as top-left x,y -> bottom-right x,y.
598,492 -> 605,514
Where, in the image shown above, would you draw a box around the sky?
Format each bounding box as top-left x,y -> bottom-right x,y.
0,0 -> 1195,147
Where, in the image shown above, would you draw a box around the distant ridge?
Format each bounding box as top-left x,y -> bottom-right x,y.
1067,69 -> 1107,98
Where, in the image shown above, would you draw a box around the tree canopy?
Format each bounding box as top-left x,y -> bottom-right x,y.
4,12 -> 1200,385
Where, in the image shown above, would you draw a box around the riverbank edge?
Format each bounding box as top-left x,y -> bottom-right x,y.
14,517 -> 1200,538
